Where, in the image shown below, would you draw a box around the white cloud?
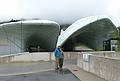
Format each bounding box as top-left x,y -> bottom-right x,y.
0,0 -> 21,20
0,0 -> 120,26
106,0 -> 120,16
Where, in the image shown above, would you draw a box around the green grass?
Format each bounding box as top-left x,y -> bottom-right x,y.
118,43 -> 120,51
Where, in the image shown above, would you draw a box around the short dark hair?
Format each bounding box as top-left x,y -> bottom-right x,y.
58,46 -> 61,48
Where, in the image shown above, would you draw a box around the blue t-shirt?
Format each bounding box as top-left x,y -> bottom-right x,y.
54,48 -> 62,58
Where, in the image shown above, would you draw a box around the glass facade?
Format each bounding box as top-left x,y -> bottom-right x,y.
0,24 -> 21,55
0,20 -> 60,55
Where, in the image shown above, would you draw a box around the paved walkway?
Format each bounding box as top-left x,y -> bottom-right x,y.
0,69 -> 80,81
68,65 -> 107,81
0,62 -> 54,76
0,62 -> 107,81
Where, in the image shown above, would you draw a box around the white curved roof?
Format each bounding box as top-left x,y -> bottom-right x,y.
0,20 -> 60,52
57,15 -> 117,46
0,20 -> 60,27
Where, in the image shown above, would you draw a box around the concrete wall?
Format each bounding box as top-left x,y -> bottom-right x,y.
0,52 -> 55,63
77,52 -> 120,81
0,52 -> 78,63
12,52 -> 55,62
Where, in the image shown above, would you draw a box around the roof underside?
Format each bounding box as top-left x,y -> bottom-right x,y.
57,16 -> 117,51
0,20 -> 60,55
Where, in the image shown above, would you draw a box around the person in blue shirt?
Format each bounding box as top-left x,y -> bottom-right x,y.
54,46 -> 64,70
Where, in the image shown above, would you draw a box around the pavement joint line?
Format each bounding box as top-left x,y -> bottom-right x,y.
0,69 -> 54,77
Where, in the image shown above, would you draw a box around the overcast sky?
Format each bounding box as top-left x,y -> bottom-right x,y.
0,0 -> 120,26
